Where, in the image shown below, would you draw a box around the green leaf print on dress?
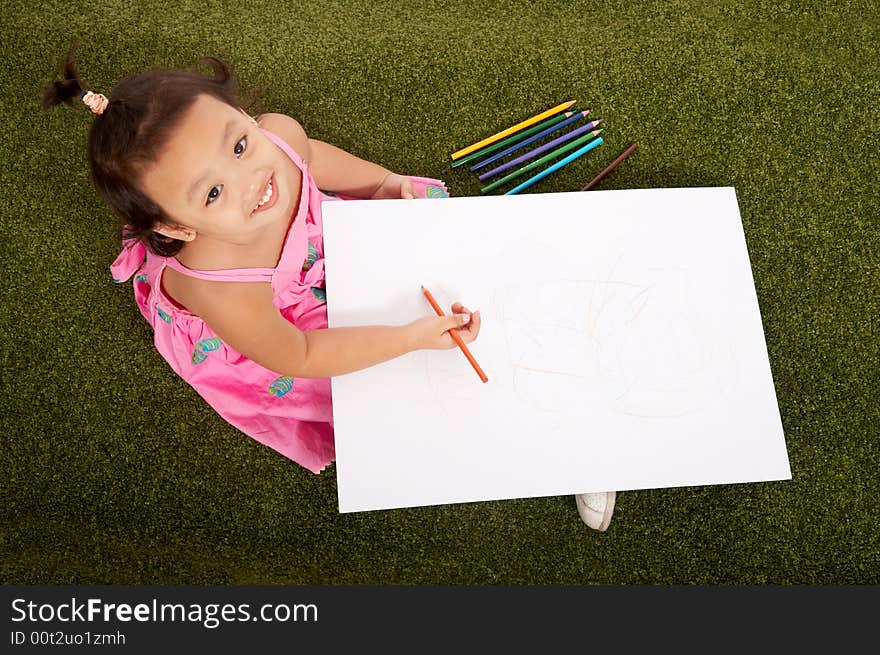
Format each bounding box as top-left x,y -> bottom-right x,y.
196,338 -> 222,352
426,185 -> 449,198
302,242 -> 319,271
191,337 -> 223,365
268,376 -> 295,397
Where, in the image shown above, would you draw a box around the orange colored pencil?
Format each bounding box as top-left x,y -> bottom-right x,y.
420,285 -> 488,383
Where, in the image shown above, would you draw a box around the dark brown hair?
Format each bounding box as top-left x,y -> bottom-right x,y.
40,42 -> 268,257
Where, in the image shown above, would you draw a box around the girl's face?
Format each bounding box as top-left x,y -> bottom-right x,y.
139,93 -> 295,246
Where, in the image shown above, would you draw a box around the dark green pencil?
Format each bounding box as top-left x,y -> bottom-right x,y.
451,112 -> 581,168
480,130 -> 603,193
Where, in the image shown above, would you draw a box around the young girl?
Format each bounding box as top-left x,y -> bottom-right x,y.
41,45 -> 615,532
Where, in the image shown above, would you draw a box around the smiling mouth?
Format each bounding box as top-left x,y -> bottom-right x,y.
252,174 -> 278,215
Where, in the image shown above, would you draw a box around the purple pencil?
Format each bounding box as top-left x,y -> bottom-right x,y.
478,120 -> 603,181
470,111 -> 590,172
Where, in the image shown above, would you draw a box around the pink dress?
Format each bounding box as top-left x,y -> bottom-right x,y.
110,127 -> 449,473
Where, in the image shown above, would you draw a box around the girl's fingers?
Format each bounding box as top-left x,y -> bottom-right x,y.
448,302 -> 480,341
457,310 -> 481,341
466,310 -> 481,336
402,178 -> 414,199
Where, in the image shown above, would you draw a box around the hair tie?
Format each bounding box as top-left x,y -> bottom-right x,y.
82,90 -> 109,115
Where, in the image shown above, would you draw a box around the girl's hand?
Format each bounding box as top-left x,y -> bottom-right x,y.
408,302 -> 482,350
371,172 -> 416,200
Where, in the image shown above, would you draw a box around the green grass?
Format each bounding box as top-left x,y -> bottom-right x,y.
2,0 -> 878,584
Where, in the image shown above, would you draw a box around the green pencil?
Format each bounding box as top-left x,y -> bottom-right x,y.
451,112 -> 582,168
479,129 -> 603,193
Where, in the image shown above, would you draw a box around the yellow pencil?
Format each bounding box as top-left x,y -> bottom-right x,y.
451,100 -> 577,161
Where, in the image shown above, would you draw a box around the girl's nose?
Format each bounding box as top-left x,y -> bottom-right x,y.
246,171 -> 268,205
249,174 -> 262,197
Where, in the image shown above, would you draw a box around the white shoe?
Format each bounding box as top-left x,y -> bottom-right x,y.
575,491 -> 616,531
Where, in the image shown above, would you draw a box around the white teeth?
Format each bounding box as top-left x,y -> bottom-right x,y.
254,179 -> 273,211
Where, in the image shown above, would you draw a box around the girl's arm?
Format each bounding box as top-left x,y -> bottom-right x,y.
308,139 -> 393,198
187,280 -> 480,379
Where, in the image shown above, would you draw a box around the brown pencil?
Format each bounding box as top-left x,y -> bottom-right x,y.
420,285 -> 488,383
581,143 -> 639,190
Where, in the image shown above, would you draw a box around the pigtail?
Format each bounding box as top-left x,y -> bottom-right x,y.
197,55 -> 234,90
40,41 -> 90,111
195,54 -> 267,113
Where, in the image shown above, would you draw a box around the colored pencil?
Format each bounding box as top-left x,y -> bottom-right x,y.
451,112 -> 582,169
503,137 -> 604,195
450,100 -> 576,160
478,122 -> 602,181
470,112 -> 593,172
480,131 -> 603,194
581,143 -> 639,190
420,285 -> 488,384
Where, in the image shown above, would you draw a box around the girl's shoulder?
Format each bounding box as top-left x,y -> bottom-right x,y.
160,264 -> 274,320
159,264 -> 212,316
256,113 -> 312,165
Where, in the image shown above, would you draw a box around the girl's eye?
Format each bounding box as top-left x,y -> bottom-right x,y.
205,135 -> 248,206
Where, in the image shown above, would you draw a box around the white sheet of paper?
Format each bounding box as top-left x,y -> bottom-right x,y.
322,187 -> 790,513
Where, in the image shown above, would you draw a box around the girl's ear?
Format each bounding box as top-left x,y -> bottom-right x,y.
152,222 -> 196,242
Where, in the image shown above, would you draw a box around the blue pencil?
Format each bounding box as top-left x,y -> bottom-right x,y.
503,137 -> 604,195
469,111 -> 591,172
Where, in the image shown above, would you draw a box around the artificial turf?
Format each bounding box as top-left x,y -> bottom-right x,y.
1,0 -> 878,584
